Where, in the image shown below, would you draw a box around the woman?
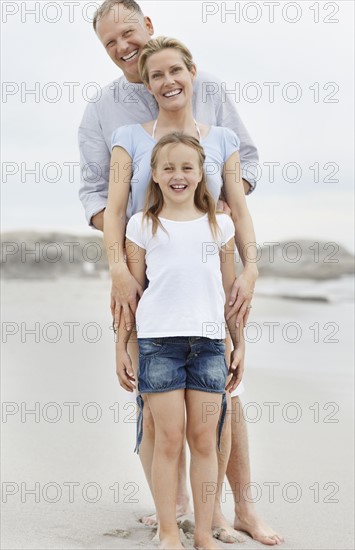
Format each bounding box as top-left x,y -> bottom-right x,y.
117,132 -> 244,550
103,36 -> 258,544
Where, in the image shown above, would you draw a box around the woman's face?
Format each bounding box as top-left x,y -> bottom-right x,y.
145,49 -> 196,111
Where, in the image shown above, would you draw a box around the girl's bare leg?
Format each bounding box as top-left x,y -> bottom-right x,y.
186,390 -> 222,550
146,389 -> 185,550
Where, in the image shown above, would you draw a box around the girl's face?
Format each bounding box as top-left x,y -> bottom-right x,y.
145,49 -> 196,110
153,143 -> 202,206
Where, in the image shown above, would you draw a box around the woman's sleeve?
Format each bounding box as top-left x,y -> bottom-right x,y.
223,127 -> 240,162
125,214 -> 146,250
111,125 -> 135,156
220,214 -> 236,246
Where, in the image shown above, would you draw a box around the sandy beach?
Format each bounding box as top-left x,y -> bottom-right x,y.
1,277 -> 354,549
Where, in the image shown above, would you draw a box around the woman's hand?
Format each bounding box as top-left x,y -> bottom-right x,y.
116,348 -> 136,392
111,267 -> 143,331
225,347 -> 245,393
217,199 -> 232,216
226,269 -> 257,326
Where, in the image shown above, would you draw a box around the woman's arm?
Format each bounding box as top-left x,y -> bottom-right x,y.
220,237 -> 245,393
114,238 -> 146,392
223,150 -> 258,325
103,146 -> 143,329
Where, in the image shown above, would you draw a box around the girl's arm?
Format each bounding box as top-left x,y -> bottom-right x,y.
103,146 -> 143,331
220,237 -> 245,393
223,150 -> 258,326
114,238 -> 146,392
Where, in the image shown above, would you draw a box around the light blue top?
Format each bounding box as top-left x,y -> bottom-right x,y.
111,124 -> 240,219
78,71 -> 259,227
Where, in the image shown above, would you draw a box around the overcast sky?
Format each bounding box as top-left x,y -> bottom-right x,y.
1,0 -> 354,251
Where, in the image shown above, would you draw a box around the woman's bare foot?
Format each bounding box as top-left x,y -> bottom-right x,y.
212,510 -> 245,543
194,533 -> 221,550
234,513 -> 284,546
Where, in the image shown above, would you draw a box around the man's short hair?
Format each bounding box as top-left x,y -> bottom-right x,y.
93,0 -> 144,31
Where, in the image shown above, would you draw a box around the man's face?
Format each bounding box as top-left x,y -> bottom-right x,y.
96,3 -> 154,83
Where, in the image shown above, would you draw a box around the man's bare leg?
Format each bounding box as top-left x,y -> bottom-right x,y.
227,396 -> 284,545
127,339 -> 191,527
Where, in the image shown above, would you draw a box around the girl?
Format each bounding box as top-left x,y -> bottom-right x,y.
115,132 -> 245,550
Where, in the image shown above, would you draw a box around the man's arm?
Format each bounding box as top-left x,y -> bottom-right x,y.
78,101 -> 110,230
198,71 -> 259,194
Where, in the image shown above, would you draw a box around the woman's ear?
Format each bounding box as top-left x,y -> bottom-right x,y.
190,64 -> 197,80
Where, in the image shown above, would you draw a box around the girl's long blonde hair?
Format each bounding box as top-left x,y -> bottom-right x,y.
143,133 -> 221,241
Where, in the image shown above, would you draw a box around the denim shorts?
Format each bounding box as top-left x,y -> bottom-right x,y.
135,336 -> 228,453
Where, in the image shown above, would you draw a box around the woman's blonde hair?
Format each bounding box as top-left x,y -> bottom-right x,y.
143,133 -> 221,241
138,36 -> 196,86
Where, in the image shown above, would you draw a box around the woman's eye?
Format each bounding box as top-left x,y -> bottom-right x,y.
152,74 -> 161,79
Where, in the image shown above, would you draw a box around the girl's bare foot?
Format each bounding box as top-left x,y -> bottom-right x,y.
194,533 -> 221,550
140,499 -> 192,527
160,534 -> 184,549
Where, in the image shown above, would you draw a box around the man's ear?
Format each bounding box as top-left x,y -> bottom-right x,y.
144,16 -> 154,36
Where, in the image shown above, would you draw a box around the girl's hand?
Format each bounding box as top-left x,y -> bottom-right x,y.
111,268 -> 143,331
226,270 -> 256,327
225,348 -> 245,393
116,349 -> 136,392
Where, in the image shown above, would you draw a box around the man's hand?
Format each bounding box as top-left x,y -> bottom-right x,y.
226,271 -> 256,326
116,348 -> 136,392
91,209 -> 105,231
111,268 -> 143,330
225,347 -> 245,393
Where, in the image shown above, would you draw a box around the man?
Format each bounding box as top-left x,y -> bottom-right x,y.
79,0 -> 283,545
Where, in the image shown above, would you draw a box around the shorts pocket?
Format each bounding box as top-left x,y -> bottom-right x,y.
210,339 -> 226,355
138,338 -> 166,358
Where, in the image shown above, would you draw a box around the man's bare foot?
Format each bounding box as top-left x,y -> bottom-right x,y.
212,510 -> 245,543
194,532 -> 221,550
140,500 -> 192,528
234,513 -> 284,546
